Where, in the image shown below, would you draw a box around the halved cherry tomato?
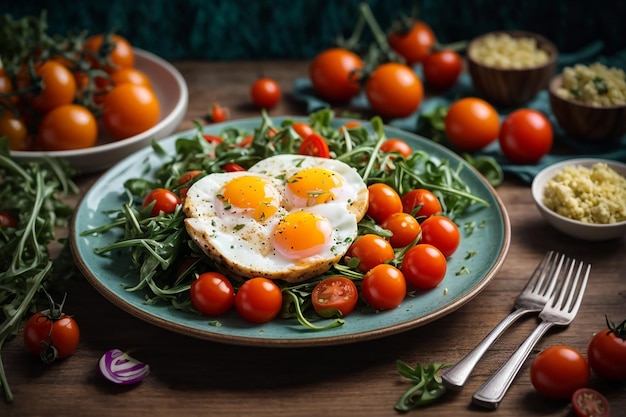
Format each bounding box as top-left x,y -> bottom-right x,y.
423,50 -> 463,91
84,33 -> 135,71
388,21 -> 436,66
235,277 -> 283,324
499,109 -> 553,164
571,388 -> 610,417
311,277 -> 358,318
24,309 -> 80,362
380,212 -> 421,248
37,104 -> 97,151
0,212 -> 17,228
361,264 -> 406,310
298,132 -> 330,158
222,162 -> 246,172
380,138 -> 412,159
419,215 -> 460,258
365,62 -> 423,119
250,77 -> 281,109
202,134 -> 223,144
444,97 -> 500,152
291,122 -> 314,140
190,272 -> 235,316
530,345 -> 590,400
142,188 -> 181,216
347,234 -> 395,272
587,322 -> 626,381
401,244 -> 447,289
28,60 -> 77,114
401,189 -> 442,218
367,183 -> 402,223
310,48 -> 363,103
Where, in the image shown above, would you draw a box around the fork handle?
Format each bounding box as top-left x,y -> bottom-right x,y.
442,308 -> 531,390
472,320 -> 554,409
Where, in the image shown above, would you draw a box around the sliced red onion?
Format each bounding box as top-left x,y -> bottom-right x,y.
99,349 -> 150,385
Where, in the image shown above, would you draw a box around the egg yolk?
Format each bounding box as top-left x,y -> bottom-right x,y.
219,175 -> 278,221
287,168 -> 343,206
272,211 -> 332,259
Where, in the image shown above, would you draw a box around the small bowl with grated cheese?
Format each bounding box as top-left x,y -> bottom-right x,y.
531,158 -> 626,241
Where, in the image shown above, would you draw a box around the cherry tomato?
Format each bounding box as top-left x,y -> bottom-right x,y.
419,215 -> 460,258
0,110 -> 29,151
365,62 -> 423,119
84,34 -> 135,71
298,132 -> 330,158
401,244 -> 447,289
401,189 -> 442,218
311,276 -> 358,318
190,272 -> 235,316
380,212 -> 421,248
347,234 -> 395,272
571,388 -> 610,417
361,264 -> 406,310
235,277 -> 283,324
37,104 -> 97,151
28,60 -> 77,114
367,183 -> 403,223
444,97 -> 500,152
0,212 -> 17,228
208,102 -> 229,123
342,121 -> 362,129
222,162 -> 246,172
178,170 -> 203,199
0,69 -> 16,105
203,134 -> 223,144
422,50 -> 463,91
250,77 -> 281,109
23,309 -> 80,362
291,122 -> 314,140
142,188 -> 181,216
587,325 -> 626,381
380,138 -> 412,159
530,345 -> 590,400
110,67 -> 153,89
388,21 -> 436,66
310,48 -> 364,103
103,83 -> 160,139
499,109 -> 553,164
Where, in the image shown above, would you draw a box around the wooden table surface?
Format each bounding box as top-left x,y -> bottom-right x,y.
2,60 -> 625,417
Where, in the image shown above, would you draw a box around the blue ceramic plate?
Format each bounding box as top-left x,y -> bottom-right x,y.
70,117 -> 511,347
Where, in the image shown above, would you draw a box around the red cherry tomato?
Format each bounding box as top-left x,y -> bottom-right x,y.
365,62 -> 423,119
222,162 -> 246,172
291,122 -> 314,140
102,83 -> 160,140
311,277 -> 358,318
380,138 -> 412,159
0,212 -> 17,228
419,215 -> 460,258
380,212 -> 421,248
361,264 -> 406,310
422,50 -> 463,91
401,189 -> 442,218
208,102 -> 229,123
367,183 -> 403,223
23,310 -> 80,362
37,104 -> 98,151
142,188 -> 181,216
388,21 -> 436,65
298,132 -> 330,158
499,109 -> 553,164
401,244 -> 447,289
444,97 -> 500,152
587,324 -> 626,381
530,345 -> 590,400
310,48 -> 364,103
571,388 -> 610,417
190,272 -> 235,316
235,277 -> 283,324
250,77 -> 281,109
347,234 -> 395,272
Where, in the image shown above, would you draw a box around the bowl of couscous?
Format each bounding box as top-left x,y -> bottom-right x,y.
467,30 -> 558,106
548,63 -> 626,141
531,158 -> 626,241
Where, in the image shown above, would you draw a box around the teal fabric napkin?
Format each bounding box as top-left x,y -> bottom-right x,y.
292,42 -> 626,184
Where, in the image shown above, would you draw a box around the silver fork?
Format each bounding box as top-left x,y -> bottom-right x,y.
472,256 -> 590,409
442,251 -> 564,390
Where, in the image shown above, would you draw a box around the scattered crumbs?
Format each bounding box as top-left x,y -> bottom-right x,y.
208,320 -> 222,327
456,266 -> 471,276
465,251 -> 478,260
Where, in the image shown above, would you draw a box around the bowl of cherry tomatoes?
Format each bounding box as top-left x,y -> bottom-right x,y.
4,34 -> 188,174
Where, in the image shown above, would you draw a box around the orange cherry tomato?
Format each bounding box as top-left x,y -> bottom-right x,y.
208,102 -> 229,123
380,138 -> 412,159
310,48 -> 364,103
0,110 -> 29,151
84,34 -> 135,72
28,60 -> 77,114
365,62 -> 423,119
250,77 -> 281,109
110,67 -> 152,89
347,234 -> 395,272
103,83 -> 160,139
380,212 -> 421,248
291,122 -> 314,139
444,97 -> 500,152
298,132 -> 330,158
37,104 -> 97,151
388,21 -> 436,65
367,183 -> 403,223
222,162 -> 246,172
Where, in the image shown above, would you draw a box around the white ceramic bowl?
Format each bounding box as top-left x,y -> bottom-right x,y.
531,158 -> 626,241
11,48 -> 188,174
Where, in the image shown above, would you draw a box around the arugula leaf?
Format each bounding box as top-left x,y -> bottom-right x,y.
394,361 -> 453,411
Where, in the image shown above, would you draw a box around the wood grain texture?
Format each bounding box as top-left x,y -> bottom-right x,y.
1,60 -> 624,417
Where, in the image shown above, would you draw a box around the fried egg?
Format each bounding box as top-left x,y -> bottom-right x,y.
183,155 -> 368,283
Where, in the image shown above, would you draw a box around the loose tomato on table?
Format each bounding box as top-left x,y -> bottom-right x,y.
142,188 -> 181,216
388,21 -> 436,66
419,215 -> 460,258
250,77 -> 281,109
571,388 -> 610,417
84,33 -> 135,71
499,109 -> 553,164
530,345 -> 590,400
587,318 -> 626,381
311,277 -> 358,318
347,234 -> 395,272
102,83 -> 160,139
400,244 -> 447,290
37,104 -> 98,151
367,183 -> 403,223
309,48 -> 364,103
361,264 -> 406,311
401,188 -> 442,218
380,212 -> 421,248
365,62 -> 423,119
190,272 -> 235,316
380,138 -> 412,159
444,97 -> 500,152
422,50 -> 463,91
24,308 -> 80,363
298,132 -> 330,158
235,277 -> 283,324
